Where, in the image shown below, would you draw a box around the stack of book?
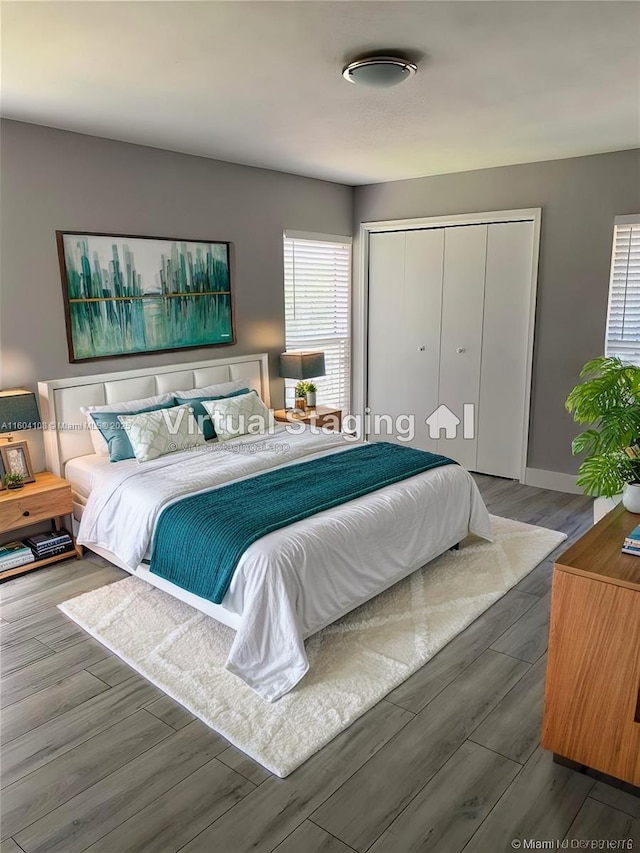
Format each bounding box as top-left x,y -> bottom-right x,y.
0,541 -> 35,572
25,530 -> 74,561
622,524 -> 640,556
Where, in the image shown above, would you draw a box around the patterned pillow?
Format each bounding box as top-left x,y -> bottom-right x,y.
90,399 -> 176,463
173,387 -> 249,441
202,391 -> 274,442
81,392 -> 175,456
117,404 -> 206,463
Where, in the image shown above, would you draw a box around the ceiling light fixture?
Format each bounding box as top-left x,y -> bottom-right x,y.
342,55 -> 418,88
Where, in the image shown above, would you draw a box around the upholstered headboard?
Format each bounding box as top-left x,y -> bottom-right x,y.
38,353 -> 271,476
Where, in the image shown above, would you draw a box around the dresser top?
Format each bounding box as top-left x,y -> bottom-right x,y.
555,502 -> 640,591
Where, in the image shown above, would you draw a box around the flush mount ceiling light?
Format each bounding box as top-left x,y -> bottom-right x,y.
342,55 -> 418,88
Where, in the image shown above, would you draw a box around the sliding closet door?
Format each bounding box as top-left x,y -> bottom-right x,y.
368,229 -> 444,451
476,221 -> 535,478
436,225 -> 487,469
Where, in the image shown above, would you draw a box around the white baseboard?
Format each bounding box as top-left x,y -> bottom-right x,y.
523,468 -> 582,494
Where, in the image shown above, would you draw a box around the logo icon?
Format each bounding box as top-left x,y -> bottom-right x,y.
425,404 -> 475,439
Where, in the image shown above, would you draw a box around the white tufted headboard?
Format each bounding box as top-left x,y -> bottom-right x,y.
38,353 -> 271,476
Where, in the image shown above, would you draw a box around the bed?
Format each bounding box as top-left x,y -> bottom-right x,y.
39,353 -> 492,701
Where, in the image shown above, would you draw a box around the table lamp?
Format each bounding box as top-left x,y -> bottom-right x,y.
279,352 -> 325,409
0,389 -> 40,443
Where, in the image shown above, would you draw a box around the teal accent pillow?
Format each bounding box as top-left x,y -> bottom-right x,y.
90,399 -> 176,463
174,388 -> 250,441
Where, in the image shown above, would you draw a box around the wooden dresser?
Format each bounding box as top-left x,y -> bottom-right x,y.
542,502 -> 640,786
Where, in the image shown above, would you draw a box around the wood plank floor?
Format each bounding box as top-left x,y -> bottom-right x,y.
1,476 -> 638,853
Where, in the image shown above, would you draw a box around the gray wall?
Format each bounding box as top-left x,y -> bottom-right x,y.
354,149 -> 640,476
0,120 -> 352,469
2,119 -> 638,478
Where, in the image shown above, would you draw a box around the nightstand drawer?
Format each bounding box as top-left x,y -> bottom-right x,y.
0,485 -> 72,532
273,406 -> 342,432
313,413 -> 340,429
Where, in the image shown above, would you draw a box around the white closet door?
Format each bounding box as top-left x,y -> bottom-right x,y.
368,229 -> 444,451
476,221 -> 535,478
403,229 -> 444,451
437,225 -> 487,469
368,232 -> 407,441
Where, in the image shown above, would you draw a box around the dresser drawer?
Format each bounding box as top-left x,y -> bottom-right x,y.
0,485 -> 73,532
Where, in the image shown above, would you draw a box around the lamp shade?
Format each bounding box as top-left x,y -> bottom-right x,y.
279,351 -> 326,381
0,389 -> 40,433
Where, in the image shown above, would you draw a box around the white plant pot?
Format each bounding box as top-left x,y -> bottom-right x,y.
622,483 -> 640,513
306,391 -> 316,408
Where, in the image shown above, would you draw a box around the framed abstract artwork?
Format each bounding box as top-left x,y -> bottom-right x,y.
57,231 -> 235,362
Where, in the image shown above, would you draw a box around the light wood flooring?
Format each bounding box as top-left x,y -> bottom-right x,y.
1,475 -> 639,853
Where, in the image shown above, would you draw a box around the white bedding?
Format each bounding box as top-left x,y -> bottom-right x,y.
77,427 -> 492,701
65,454 -> 112,499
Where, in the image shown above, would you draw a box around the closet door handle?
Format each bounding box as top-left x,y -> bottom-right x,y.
456,347 -> 466,354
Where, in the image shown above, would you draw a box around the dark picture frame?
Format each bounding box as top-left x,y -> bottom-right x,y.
1,441 -> 35,484
57,231 -> 235,362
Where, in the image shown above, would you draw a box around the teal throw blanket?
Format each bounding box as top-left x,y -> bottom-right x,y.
150,442 -> 456,604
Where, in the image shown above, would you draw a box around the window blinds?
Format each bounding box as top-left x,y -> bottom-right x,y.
283,233 -> 351,412
605,216 -> 640,362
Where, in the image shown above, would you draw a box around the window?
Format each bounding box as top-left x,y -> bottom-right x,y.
283,231 -> 352,411
605,215 -> 640,362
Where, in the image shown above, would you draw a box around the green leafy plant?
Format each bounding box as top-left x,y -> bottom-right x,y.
566,356 -> 640,497
4,473 -> 24,488
295,380 -> 316,398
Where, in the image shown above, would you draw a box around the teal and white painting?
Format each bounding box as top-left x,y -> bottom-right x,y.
57,232 -> 234,362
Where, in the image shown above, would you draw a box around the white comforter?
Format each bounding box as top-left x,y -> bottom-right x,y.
78,427 -> 492,701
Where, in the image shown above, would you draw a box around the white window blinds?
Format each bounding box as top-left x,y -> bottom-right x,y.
605,215 -> 640,362
284,232 -> 352,412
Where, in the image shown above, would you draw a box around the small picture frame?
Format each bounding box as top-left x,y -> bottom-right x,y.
0,441 -> 35,484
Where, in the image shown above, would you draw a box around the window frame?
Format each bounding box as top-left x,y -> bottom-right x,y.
283,230 -> 352,412
604,214 -> 640,363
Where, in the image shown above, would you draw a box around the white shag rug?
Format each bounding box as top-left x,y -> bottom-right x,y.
59,515 -> 565,778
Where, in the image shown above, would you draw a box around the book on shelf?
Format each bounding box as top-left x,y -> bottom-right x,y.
25,530 -> 73,551
0,540 -> 33,559
0,554 -> 36,571
31,543 -> 75,560
29,536 -> 73,550
0,542 -> 35,570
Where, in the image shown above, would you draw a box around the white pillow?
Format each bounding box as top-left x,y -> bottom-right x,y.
81,393 -> 175,456
173,379 -> 248,400
202,391 -> 274,441
117,404 -> 206,463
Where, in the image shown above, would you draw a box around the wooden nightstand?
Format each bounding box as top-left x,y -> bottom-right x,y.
274,405 -> 342,432
0,472 -> 81,580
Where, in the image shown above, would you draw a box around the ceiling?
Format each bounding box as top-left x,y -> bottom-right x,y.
2,1 -> 639,185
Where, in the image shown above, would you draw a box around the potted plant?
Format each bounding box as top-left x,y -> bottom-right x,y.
305,382 -> 318,408
566,356 -> 640,511
294,380 -> 319,409
295,380 -> 309,411
4,473 -> 24,491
